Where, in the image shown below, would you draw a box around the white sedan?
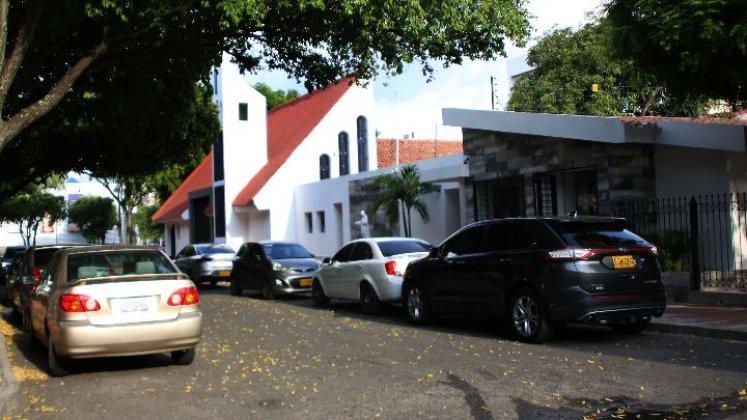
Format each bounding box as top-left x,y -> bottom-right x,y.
311,237 -> 431,313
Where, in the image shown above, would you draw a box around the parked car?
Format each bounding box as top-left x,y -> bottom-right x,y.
26,245 -> 203,376
7,245 -> 74,316
1,250 -> 26,304
1,245 -> 28,288
173,243 -> 235,286
230,241 -> 320,299
312,237 -> 432,314
402,216 -> 666,343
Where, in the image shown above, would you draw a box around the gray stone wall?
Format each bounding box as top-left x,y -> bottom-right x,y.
348,178 -> 398,238
462,129 -> 656,222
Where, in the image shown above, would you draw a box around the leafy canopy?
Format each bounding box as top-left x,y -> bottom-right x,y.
372,165 -> 439,237
605,0 -> 747,108
508,23 -> 707,116
0,188 -> 67,246
254,83 -> 299,111
67,195 -> 117,244
0,0 -> 531,199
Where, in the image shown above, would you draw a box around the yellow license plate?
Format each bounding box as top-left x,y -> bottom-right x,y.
218,270 -> 231,277
612,255 -> 635,269
299,278 -> 312,287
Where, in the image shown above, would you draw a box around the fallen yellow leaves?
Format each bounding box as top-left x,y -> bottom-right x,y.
12,365 -> 47,382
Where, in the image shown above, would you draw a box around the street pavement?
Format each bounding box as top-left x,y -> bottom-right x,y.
0,296 -> 745,416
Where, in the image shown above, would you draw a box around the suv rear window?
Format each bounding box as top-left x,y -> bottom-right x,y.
552,221 -> 651,248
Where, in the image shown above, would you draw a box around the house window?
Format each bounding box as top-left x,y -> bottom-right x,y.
320,154 -> 331,179
238,103 -> 248,121
474,176 -> 525,221
573,170 -> 598,215
357,116 -> 368,172
338,132 -> 349,175
213,132 -> 224,181
305,212 -> 313,233
533,174 -> 557,216
317,211 -> 326,233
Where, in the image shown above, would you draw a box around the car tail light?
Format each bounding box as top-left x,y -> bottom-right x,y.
32,267 -> 42,281
384,260 -> 397,276
168,286 -> 199,306
547,248 -> 594,260
60,294 -> 101,312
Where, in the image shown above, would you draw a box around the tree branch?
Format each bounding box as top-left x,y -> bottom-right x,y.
0,40 -> 107,152
0,0 -> 43,108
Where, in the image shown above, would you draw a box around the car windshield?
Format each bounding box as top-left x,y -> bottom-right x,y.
196,244 -> 235,255
377,240 -> 432,257
553,222 -> 651,248
3,246 -> 26,262
262,243 -> 313,259
68,250 -> 177,280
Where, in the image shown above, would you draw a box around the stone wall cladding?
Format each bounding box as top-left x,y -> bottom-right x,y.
463,129 -> 656,221
349,178 -> 398,238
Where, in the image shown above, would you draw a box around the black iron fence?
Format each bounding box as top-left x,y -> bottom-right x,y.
613,194 -> 747,292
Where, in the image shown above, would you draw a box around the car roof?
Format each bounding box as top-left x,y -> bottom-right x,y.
469,216 -> 626,225
55,245 -> 164,257
352,237 -> 429,243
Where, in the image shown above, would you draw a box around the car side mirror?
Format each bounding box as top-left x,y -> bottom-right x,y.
428,247 -> 439,258
322,257 -> 331,264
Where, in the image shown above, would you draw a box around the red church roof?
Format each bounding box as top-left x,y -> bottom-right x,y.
232,77 -> 355,207
151,152 -> 213,223
152,77 -> 355,222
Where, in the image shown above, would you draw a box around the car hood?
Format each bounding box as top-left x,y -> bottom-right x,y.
207,253 -> 235,261
273,258 -> 320,269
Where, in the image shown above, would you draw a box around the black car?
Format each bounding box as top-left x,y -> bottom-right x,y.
230,241 -> 320,299
7,245 -> 75,316
402,216 -> 666,343
1,245 -> 28,287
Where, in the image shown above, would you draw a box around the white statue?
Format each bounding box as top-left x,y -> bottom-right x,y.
355,210 -> 370,238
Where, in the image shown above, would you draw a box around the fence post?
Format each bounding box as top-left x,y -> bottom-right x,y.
689,196 -> 701,291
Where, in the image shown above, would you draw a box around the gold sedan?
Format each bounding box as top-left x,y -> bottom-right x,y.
26,245 -> 203,376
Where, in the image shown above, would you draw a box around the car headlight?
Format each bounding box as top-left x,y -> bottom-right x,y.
272,262 -> 288,273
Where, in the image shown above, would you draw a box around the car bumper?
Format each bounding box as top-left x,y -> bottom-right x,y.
375,276 -> 403,302
271,274 -> 315,295
549,287 -> 667,325
197,267 -> 232,281
53,311 -> 203,358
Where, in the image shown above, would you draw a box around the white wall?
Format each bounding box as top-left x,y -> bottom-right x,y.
654,146 -> 731,197
294,176 -> 352,258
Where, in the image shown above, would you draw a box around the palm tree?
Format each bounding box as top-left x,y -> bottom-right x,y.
371,165 -> 440,237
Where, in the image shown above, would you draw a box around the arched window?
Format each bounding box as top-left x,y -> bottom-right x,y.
338,132 -> 349,176
356,116 -> 368,172
319,154 -> 331,179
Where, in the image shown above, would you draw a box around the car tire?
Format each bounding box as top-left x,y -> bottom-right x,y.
312,280 -> 329,307
171,348 -> 196,365
261,279 -> 275,300
509,288 -> 554,344
229,278 -> 242,296
360,282 -> 382,314
404,281 -> 432,325
47,335 -> 70,377
612,318 -> 651,335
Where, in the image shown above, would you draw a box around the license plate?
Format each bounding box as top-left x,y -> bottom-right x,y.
612,255 -> 635,270
218,270 -> 230,277
112,297 -> 155,313
299,278 -> 312,287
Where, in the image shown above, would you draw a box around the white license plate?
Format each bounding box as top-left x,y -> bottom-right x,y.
112,297 -> 156,313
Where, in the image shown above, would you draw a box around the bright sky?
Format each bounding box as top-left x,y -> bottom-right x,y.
245,0 -> 604,140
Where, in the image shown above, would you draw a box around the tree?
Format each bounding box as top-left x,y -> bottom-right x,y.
254,83 -> 299,111
134,204 -> 164,243
372,165 -> 440,237
507,23 -> 708,116
0,1 -> 531,199
0,189 -> 66,246
606,0 -> 747,109
68,196 -> 117,244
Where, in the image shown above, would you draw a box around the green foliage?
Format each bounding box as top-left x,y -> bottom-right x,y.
134,204 -> 164,242
1,0 -> 531,199
254,83 -> 299,111
507,23 -> 708,116
656,230 -> 691,272
372,165 -> 440,237
0,188 -> 67,246
68,196 -> 117,244
606,0 -> 747,108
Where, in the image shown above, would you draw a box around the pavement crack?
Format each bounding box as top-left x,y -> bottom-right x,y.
440,373 -> 494,420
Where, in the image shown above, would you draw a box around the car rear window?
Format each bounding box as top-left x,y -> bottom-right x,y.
196,244 -> 235,255
68,250 -> 177,280
34,248 -> 64,269
552,222 -> 651,248
377,240 -> 431,257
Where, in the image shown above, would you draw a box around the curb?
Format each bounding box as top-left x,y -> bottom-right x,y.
649,322 -> 747,342
0,334 -> 23,416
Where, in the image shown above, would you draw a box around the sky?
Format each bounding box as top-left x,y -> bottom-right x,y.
244,0 -> 604,140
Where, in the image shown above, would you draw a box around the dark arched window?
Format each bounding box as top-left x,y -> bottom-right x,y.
338,132 -> 349,176
319,154 -> 331,179
356,116 -> 368,172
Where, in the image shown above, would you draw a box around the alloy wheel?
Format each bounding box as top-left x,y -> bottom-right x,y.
512,294 -> 540,337
407,286 -> 424,321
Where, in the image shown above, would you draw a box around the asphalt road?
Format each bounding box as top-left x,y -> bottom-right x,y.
5,284 -> 747,419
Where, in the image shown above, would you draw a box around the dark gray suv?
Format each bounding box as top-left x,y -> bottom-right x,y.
402,216 -> 666,343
